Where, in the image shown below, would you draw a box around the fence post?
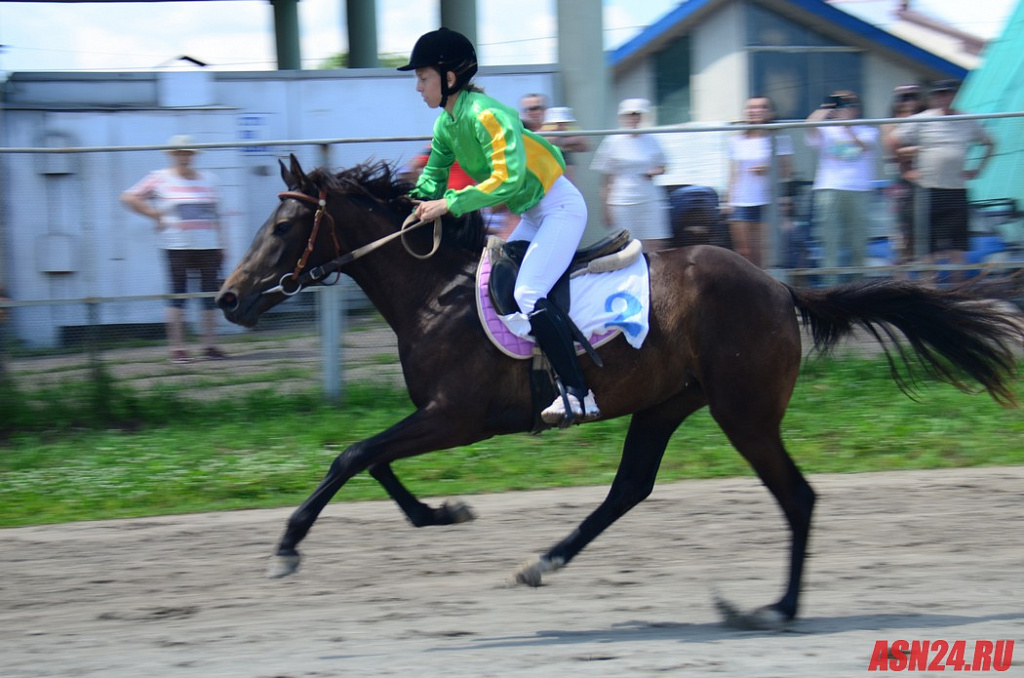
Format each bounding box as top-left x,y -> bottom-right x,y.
766,132 -> 790,283
317,283 -> 345,404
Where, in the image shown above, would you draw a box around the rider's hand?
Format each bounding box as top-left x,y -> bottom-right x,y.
415,199 -> 450,222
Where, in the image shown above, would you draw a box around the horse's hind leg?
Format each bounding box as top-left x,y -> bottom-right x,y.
713,414 -> 815,627
514,394 -> 698,586
369,463 -> 476,526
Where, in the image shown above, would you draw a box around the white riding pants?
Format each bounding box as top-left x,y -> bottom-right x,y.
505,176 -> 589,316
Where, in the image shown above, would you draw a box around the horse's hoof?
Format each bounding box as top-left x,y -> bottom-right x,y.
714,596 -> 792,631
510,555 -> 565,587
267,553 -> 301,579
442,499 -> 476,524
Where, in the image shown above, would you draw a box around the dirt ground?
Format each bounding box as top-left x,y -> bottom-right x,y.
2,466 -> 1022,678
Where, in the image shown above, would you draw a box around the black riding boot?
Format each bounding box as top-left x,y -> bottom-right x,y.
528,298 -> 601,426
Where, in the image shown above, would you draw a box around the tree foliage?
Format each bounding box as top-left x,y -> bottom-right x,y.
318,53 -> 409,70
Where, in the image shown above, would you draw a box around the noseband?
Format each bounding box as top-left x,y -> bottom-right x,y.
264,190 -> 442,296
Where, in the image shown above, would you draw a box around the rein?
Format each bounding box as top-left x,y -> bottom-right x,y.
264,191 -> 442,296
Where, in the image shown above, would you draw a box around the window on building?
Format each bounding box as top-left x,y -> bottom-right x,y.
747,3 -> 862,120
654,36 -> 691,124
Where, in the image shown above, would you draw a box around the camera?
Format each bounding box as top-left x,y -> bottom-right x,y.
822,94 -> 846,109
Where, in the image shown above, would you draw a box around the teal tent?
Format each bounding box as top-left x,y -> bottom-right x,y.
958,0 -> 1024,244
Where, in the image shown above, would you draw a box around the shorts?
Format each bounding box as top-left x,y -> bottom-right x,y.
730,205 -> 763,222
164,249 -> 222,309
927,188 -> 969,252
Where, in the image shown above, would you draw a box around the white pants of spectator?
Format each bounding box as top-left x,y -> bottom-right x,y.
608,199 -> 671,241
505,176 -> 589,316
814,188 -> 870,285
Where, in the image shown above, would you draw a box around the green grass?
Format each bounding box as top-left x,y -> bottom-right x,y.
0,357 -> 1021,527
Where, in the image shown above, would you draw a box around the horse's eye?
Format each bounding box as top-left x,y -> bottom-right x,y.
274,221 -> 292,236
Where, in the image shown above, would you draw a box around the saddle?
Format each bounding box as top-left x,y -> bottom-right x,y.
477,230 -> 649,433
487,229 -> 641,316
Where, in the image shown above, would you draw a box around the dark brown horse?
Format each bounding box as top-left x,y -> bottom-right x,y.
216,156 -> 1021,629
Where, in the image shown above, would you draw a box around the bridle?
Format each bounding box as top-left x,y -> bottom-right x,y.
263,190 -> 442,296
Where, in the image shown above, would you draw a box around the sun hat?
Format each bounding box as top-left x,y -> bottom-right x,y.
618,98 -> 651,115
893,84 -> 922,95
544,106 -> 576,125
165,134 -> 198,154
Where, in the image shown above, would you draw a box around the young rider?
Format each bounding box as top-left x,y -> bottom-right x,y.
399,27 -> 600,425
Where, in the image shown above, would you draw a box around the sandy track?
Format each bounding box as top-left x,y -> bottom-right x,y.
2,467 -> 1022,677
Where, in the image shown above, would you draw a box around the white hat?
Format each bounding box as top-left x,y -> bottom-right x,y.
618,98 -> 651,115
544,106 -> 576,124
165,134 -> 198,153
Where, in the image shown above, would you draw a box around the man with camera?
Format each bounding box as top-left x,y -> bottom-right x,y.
805,90 -> 880,283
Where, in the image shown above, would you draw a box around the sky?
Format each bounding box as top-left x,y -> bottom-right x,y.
0,0 -> 1018,75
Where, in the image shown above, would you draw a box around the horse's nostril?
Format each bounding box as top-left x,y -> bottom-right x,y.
217,290 -> 239,312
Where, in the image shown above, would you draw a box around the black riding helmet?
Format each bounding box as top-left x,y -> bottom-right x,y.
397,27 -> 478,108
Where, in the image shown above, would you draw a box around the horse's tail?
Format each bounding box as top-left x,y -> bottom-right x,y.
786,279 -> 1023,406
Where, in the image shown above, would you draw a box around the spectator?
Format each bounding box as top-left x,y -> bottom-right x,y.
540,106 -> 590,182
120,135 -> 226,365
724,95 -> 793,267
882,84 -> 927,264
895,80 -> 996,273
805,90 -> 880,283
519,93 -> 548,132
590,98 -> 672,252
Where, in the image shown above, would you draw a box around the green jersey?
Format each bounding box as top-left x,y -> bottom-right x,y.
412,90 -> 566,217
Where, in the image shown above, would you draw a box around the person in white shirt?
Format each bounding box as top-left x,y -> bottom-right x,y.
591,98 -> 672,252
805,91 -> 879,283
121,135 -> 226,364
725,96 -> 794,267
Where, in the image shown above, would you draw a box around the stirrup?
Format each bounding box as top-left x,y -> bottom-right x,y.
541,388 -> 601,427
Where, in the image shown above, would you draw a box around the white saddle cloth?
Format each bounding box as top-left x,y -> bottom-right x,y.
476,247 -> 651,360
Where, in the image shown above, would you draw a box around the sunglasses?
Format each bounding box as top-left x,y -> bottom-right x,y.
897,93 -> 921,102
524,105 -> 545,112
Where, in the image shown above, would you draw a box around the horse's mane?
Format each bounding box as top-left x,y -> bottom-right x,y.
306,161 -> 488,254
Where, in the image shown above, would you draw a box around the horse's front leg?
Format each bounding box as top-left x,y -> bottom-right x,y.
269,407 -> 480,578
513,398 -> 691,586
368,462 -> 476,527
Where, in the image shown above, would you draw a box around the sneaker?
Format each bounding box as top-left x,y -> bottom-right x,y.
541,389 -> 601,426
170,350 -> 192,365
204,347 -> 227,360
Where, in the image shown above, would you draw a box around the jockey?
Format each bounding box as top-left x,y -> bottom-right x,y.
399,27 -> 600,425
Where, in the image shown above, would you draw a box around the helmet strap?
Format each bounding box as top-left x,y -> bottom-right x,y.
439,67 -> 460,109
440,74 -> 450,108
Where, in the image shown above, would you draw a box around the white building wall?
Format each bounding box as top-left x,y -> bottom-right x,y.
862,53 -> 926,118
1,68 -> 557,346
691,2 -> 747,124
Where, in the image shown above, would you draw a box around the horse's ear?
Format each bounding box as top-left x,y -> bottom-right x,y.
289,154 -> 309,189
279,154 -> 308,191
279,157 -> 298,190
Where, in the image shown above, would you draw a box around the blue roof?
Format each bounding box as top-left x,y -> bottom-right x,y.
610,0 -> 968,79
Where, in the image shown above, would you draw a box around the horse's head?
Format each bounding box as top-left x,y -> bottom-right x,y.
215,155 -> 327,326
217,154 -> 487,327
